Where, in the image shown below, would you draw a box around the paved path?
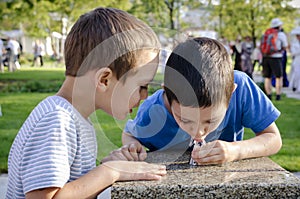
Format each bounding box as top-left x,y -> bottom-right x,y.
253,71 -> 300,100
281,87 -> 300,100
0,174 -> 8,199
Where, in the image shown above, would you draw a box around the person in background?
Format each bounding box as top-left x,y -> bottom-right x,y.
272,29 -> 289,88
219,36 -> 231,54
232,36 -> 242,71
6,37 -> 21,71
241,36 -> 254,78
252,41 -> 262,72
289,27 -> 300,92
261,18 -> 288,100
32,40 -> 45,67
0,38 -> 4,72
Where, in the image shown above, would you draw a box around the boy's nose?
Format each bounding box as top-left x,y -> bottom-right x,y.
140,88 -> 148,100
194,127 -> 208,142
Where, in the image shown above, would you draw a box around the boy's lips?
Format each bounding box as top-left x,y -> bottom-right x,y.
194,137 -> 204,143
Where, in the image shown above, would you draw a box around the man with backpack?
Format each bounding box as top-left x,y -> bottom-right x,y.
261,18 -> 288,101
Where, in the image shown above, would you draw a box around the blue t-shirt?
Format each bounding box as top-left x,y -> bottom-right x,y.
124,71 -> 280,152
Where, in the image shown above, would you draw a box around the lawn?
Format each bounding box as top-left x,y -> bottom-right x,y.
0,68 -> 299,173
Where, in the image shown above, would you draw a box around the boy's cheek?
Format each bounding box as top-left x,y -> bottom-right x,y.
178,124 -> 197,139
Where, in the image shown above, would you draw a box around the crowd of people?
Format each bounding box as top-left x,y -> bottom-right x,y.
0,38 -> 47,72
221,18 -> 300,100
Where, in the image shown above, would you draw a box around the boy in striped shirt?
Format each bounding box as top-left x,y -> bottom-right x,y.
7,7 -> 166,198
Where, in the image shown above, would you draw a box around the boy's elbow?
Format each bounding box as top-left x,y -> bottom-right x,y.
268,122 -> 282,155
274,132 -> 282,154
270,129 -> 282,155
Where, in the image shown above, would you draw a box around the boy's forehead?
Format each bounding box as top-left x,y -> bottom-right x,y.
124,51 -> 158,79
136,50 -> 159,66
133,51 -> 159,72
173,101 -> 226,118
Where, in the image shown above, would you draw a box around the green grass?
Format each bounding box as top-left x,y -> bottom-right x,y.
0,67 -> 65,81
243,96 -> 300,171
0,68 -> 299,173
0,93 -> 51,172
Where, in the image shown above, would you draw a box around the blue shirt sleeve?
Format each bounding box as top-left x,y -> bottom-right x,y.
208,71 -> 281,142
235,71 -> 280,133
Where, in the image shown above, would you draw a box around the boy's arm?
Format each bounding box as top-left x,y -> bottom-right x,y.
192,122 -> 282,165
235,122 -> 282,160
26,160 -> 166,199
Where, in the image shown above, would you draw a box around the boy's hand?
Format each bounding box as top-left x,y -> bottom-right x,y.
191,140 -> 238,165
102,161 -> 166,181
101,142 -> 147,163
121,142 -> 147,161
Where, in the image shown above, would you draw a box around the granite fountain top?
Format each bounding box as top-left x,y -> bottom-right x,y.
111,151 -> 300,198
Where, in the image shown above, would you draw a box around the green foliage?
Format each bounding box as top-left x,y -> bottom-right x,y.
1,80 -> 62,93
0,68 -> 65,80
0,0 -> 134,38
0,0 -> 299,42
0,68 -> 65,93
212,0 -> 299,43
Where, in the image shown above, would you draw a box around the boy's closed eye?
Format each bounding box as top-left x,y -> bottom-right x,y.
204,119 -> 217,125
180,118 -> 193,124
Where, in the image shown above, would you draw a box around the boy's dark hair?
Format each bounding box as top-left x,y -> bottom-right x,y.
64,7 -> 160,78
164,37 -> 234,108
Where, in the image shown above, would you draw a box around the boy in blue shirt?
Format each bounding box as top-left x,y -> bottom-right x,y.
121,37 -> 282,165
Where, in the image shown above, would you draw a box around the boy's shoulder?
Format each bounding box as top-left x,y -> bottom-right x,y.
232,70 -> 258,96
39,95 -> 72,110
30,96 -> 75,120
233,70 -> 250,84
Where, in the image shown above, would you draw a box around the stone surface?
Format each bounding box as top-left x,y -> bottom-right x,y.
0,174 -> 8,199
111,151 -> 300,198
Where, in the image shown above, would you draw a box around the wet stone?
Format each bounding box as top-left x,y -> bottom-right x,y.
111,151 -> 300,198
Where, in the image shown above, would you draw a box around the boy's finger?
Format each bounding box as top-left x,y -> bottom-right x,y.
128,144 -> 140,159
120,147 -> 137,161
138,151 -> 147,161
196,154 -> 224,165
198,148 -> 221,158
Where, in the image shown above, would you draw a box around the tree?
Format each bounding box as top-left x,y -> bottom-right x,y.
211,0 -> 299,46
0,0 -> 133,38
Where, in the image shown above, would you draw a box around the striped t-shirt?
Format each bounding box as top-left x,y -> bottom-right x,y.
6,96 -> 97,198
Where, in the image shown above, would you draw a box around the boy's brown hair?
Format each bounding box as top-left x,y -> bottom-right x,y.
164,37 -> 234,108
64,7 -> 160,78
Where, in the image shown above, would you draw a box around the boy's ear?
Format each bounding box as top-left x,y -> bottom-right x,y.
95,67 -> 113,92
232,83 -> 238,93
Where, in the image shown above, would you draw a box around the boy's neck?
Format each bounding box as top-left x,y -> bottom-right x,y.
56,76 -> 95,119
163,91 -> 172,114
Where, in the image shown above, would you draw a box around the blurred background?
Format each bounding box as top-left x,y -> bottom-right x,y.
1,0 -> 300,64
